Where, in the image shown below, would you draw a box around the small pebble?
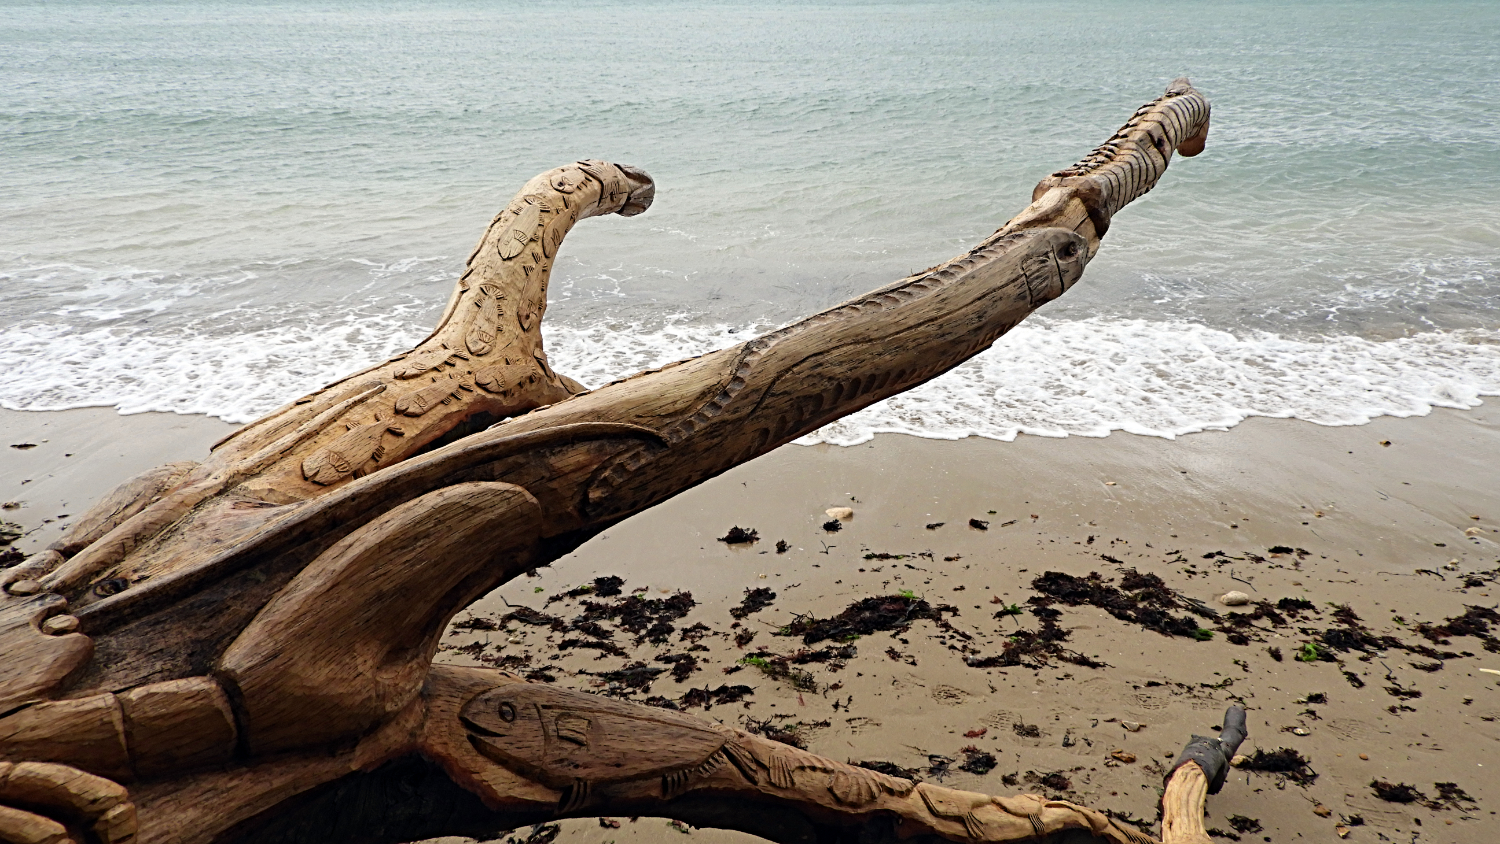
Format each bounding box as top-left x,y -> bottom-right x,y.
1358,753 -> 1369,760
1313,805 -> 1332,818
825,507 -> 854,521
1218,590 -> 1252,606
1121,721 -> 1144,732
1230,754 -> 1249,768
1109,749 -> 1136,763
1291,726 -> 1311,736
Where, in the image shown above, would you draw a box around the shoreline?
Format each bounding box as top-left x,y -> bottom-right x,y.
2,406 -> 1497,843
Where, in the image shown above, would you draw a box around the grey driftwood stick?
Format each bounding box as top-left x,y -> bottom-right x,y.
1,79 -> 1211,844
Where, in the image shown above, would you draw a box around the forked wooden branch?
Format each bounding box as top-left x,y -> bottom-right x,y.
1,80 -> 1216,844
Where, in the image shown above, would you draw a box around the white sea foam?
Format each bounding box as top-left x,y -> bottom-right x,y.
2,313 -> 1495,446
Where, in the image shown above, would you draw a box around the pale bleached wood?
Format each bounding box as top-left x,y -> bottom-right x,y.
0,80 -> 1213,844
1160,762 -> 1213,844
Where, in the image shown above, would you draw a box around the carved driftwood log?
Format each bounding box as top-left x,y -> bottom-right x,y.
1,80 -> 1215,844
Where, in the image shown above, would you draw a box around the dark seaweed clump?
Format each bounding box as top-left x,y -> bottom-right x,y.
653,652 -> 701,682
1415,605 -> 1500,652
958,746 -> 997,775
855,760 -> 922,782
578,590 -> 696,644
1370,780 -> 1424,803
965,606 -> 1105,670
547,575 -> 625,604
743,716 -> 829,749
678,684 -> 754,710
719,526 -> 759,544
590,661 -> 666,691
1369,780 -> 1478,810
1227,816 -> 1262,833
1238,748 -> 1317,786
779,594 -> 959,645
503,606 -> 565,630
1030,570 -> 1211,640
731,587 -> 777,619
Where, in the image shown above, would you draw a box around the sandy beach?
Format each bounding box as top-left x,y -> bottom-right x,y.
3,404 -> 1496,844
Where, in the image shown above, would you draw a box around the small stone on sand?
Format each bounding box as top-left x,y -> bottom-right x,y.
1218,590 -> 1252,606
825,507 -> 854,520
1121,721 -> 1143,732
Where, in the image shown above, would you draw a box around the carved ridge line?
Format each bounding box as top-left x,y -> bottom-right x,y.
584,234 -> 1032,510
74,423 -> 668,630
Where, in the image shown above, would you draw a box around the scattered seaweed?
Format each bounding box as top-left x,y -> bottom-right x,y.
578,591 -> 696,644
1370,780 -> 1424,804
855,760 -> 922,782
503,606 -> 565,630
591,661 -> 666,691
966,606 -> 1105,670
547,575 -> 625,604
731,587 -> 777,619
958,746 -> 997,775
679,684 -> 754,709
740,652 -> 820,691
654,652 -> 701,682
719,526 -> 759,544
1030,570 -> 1212,640
779,594 -> 959,645
1238,748 -> 1317,786
557,638 -> 627,657
1227,816 -> 1262,833
743,716 -> 827,749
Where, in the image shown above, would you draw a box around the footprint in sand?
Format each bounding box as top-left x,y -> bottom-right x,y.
1129,692 -> 1171,711
930,685 -> 972,705
980,710 -> 1017,729
1339,797 -> 1406,829
1325,717 -> 1385,742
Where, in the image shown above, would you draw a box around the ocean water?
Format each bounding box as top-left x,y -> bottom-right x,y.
2,0 -> 1497,444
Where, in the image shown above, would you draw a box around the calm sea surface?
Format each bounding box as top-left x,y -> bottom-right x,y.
3,0 -> 1498,442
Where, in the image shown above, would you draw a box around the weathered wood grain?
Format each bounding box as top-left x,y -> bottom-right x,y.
0,80 -> 1218,844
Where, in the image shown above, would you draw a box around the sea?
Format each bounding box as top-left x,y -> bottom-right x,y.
3,0 -> 1498,445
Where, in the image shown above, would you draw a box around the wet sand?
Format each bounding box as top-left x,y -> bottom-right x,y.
2,405 -> 1497,843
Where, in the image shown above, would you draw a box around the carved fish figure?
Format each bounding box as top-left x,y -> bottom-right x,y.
466,284 -> 506,357
300,420 -> 405,484
475,357 -> 539,396
394,380 -> 473,418
392,345 -> 469,380
497,196 -> 546,260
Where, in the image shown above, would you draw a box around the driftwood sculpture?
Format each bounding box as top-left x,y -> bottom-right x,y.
0,80 -> 1226,844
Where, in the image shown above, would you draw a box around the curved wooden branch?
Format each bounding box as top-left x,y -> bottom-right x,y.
0,80 -> 1218,844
